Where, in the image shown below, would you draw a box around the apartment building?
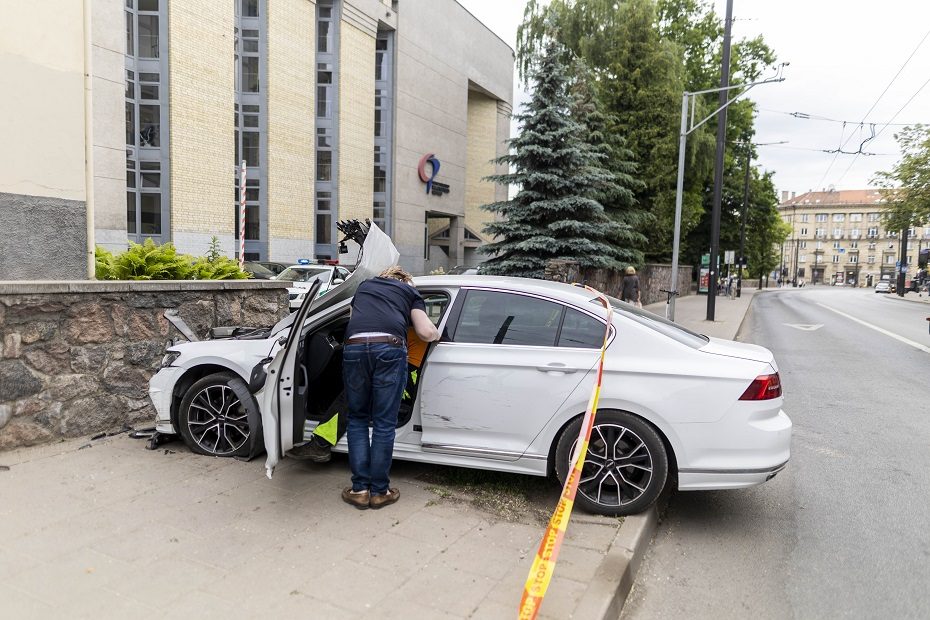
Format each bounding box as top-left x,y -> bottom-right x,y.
1,0 -> 513,280
778,189 -> 930,286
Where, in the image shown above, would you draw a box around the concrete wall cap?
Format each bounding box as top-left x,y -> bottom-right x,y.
0,280 -> 290,294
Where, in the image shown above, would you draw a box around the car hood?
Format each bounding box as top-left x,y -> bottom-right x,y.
700,337 -> 775,367
270,223 -> 399,335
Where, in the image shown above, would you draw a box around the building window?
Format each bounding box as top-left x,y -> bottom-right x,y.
372,31 -> 394,234
868,256 -> 875,264
799,254 -> 806,263
850,241 -> 858,249
315,0 -> 339,256
886,255 -> 895,264
800,241 -> 807,249
833,213 -> 845,222
816,240 -> 823,249
816,213 -> 828,222
234,2 -> 265,257
867,227 -> 878,238
833,228 -> 843,238
850,213 -> 863,222
833,241 -> 841,249
125,1 -> 167,243
815,228 -> 825,238
800,214 -> 809,223
849,255 -> 858,264
869,213 -> 881,222
850,228 -> 860,239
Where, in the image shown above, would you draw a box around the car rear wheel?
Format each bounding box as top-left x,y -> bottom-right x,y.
178,372 -> 253,457
555,410 -> 668,516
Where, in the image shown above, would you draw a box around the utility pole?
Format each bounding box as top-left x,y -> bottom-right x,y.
791,205 -> 798,286
706,0 -> 734,321
898,227 -> 909,296
737,146 -> 751,298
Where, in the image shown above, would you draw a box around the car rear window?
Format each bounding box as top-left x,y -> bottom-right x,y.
596,295 -> 709,349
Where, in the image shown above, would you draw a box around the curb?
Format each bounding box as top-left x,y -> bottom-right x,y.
574,507 -> 659,619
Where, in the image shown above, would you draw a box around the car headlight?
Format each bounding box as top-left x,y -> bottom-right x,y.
160,351 -> 181,368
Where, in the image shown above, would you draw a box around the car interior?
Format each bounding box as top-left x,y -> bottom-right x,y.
289,292 -> 452,440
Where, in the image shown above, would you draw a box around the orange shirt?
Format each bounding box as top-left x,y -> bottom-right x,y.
406,327 -> 428,368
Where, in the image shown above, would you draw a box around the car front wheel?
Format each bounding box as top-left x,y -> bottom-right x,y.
178,372 -> 253,457
555,410 -> 668,516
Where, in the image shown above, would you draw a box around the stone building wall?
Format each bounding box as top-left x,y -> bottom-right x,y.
544,260 -> 693,305
0,281 -> 289,451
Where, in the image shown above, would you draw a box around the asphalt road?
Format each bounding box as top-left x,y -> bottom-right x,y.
621,288 -> 930,619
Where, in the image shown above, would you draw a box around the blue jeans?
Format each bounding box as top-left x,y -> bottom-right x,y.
343,343 -> 408,495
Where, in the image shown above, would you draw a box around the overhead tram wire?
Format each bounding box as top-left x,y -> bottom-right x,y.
835,73 -> 930,184
814,27 -> 930,190
759,108 -> 916,127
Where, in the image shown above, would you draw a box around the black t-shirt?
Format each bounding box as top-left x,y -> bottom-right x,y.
346,277 -> 427,340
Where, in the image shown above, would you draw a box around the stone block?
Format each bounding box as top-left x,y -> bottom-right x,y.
70,345 -> 110,374
59,394 -> 125,437
33,401 -> 64,432
0,403 -> 10,429
102,365 -> 153,397
40,374 -> 99,403
63,304 -> 112,343
0,359 -> 44,400
19,321 -> 58,344
0,418 -> 53,450
3,332 -> 22,358
23,346 -> 69,375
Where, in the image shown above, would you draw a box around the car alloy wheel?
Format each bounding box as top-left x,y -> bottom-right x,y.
555,410 -> 668,516
178,372 -> 253,457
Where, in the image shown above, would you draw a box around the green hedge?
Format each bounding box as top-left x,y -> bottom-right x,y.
95,238 -> 250,281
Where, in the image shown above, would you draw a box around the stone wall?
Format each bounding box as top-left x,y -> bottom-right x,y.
544,260 -> 693,305
0,281 -> 289,451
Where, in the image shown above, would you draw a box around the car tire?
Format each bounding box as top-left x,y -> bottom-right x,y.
555,410 -> 668,517
178,372 -> 253,458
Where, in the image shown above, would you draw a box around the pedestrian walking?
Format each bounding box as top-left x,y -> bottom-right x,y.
340,266 -> 439,510
619,266 -> 642,307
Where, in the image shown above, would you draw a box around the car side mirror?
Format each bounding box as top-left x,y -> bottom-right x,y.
333,278 -> 344,285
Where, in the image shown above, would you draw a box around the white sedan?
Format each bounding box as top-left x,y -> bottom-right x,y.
149,228 -> 790,516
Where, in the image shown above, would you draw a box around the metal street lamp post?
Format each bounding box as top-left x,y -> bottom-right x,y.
667,69 -> 786,321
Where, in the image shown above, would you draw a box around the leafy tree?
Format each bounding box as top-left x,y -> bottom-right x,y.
873,125 -> 930,233
518,0 -> 779,264
479,40 -> 632,278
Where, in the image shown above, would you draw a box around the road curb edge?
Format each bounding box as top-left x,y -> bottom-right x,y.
573,506 -> 659,619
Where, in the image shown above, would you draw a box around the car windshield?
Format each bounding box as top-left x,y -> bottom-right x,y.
243,262 -> 275,278
277,267 -> 330,283
597,295 -> 709,349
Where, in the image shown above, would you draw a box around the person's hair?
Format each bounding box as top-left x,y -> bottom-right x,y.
625,266 -> 636,275
379,265 -> 413,284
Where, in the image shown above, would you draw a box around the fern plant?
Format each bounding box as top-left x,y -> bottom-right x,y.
111,239 -> 193,280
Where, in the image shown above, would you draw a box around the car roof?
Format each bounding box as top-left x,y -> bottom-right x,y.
413,275 -> 602,306
284,264 -> 335,270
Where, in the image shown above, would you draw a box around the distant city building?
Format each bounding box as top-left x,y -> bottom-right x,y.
777,189 -> 930,286
1,0 -> 513,280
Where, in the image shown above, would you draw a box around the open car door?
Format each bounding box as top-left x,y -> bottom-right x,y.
260,222 -> 400,478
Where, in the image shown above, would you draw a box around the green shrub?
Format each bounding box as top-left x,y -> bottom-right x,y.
94,237 -> 251,280
94,245 -> 116,280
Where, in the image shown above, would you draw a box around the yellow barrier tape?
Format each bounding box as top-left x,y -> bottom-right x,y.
519,286 -> 613,620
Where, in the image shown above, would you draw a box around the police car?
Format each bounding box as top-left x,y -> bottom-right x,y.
275,260 -> 352,311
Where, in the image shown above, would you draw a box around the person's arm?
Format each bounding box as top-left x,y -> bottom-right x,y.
410,308 -> 440,342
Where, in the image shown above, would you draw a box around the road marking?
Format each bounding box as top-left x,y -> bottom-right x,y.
816,303 -> 930,354
784,323 -> 823,331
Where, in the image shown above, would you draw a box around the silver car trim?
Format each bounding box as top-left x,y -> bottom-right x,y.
679,461 -> 788,475
421,442 -> 547,461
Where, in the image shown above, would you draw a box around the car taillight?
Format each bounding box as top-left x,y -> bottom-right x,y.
739,372 -> 782,401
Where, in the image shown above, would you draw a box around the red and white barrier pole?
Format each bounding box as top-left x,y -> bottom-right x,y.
239,159 -> 246,269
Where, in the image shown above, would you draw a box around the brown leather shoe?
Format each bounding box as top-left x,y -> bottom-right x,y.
341,487 -> 370,510
369,488 -> 399,510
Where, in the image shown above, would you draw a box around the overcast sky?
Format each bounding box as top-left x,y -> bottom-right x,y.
456,0 -> 930,198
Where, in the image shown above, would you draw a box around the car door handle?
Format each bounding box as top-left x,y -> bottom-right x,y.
536,363 -> 578,374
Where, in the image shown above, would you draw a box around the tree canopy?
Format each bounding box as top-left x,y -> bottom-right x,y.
479,40 -> 635,278
873,125 -> 930,233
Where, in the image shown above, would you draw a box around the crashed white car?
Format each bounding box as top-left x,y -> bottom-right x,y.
149,224 -> 791,516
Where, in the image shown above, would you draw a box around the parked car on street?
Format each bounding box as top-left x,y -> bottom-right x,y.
256,261 -> 289,277
148,225 -> 791,516
875,281 -> 892,293
242,261 -> 277,280
276,263 -> 352,311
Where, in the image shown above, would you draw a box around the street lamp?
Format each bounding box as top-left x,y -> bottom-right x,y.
667,66 -> 787,321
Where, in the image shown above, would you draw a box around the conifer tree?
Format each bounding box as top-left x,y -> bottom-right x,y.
569,60 -> 649,267
480,40 -> 632,278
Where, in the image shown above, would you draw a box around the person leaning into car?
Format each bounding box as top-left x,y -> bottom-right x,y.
339,266 -> 439,510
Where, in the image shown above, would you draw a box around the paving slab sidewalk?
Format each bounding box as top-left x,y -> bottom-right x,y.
0,289 -> 758,620
0,434 -> 623,620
